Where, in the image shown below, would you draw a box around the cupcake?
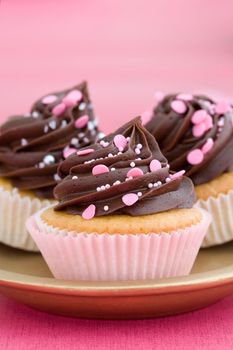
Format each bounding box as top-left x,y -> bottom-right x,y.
27,117 -> 211,281
145,93 -> 233,247
0,81 -> 101,251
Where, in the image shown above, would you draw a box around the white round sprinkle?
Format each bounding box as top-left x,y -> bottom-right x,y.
98,132 -> 105,140
118,146 -> 123,152
113,180 -> 121,185
137,144 -> 142,149
21,138 -> 28,146
44,125 -> 49,133
72,175 -> 78,180
38,162 -> 45,168
148,183 -> 153,188
101,185 -> 105,190
137,192 -> 142,197
105,184 -> 110,189
88,121 -> 95,130
108,153 -> 113,157
135,148 -> 140,155
118,151 -> 122,155
78,102 -> 86,111
153,183 -> 158,187
83,137 -> 89,143
61,120 -> 67,128
97,187 -> 101,192
49,120 -> 56,130
43,154 -> 55,165
130,162 -> 135,168
32,111 -> 40,118
166,164 -> 170,168
126,137 -> 130,141
136,158 -> 142,161
157,181 -> 162,186
71,138 -> 79,146
165,178 -> 171,183
54,174 -> 61,181
104,205 -> 109,211
111,168 -> 116,171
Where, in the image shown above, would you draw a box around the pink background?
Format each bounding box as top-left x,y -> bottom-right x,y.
0,0 -> 233,348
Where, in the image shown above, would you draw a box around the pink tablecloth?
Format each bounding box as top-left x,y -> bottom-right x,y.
0,295 -> 232,350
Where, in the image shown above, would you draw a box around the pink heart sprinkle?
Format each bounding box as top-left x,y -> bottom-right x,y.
127,167 -> 143,178
42,95 -> 58,104
202,138 -> 214,154
192,123 -> 206,137
187,149 -> 204,165
52,102 -> 66,116
171,100 -> 187,114
149,159 -> 161,172
215,101 -> 231,115
203,114 -> 213,130
82,204 -> 96,220
113,134 -> 127,151
77,148 -> 94,156
63,147 -> 76,159
191,110 -> 207,124
63,90 -> 83,107
170,170 -> 185,180
141,110 -> 152,124
75,115 -> 89,129
122,193 -> 139,206
176,93 -> 193,101
92,164 -> 109,175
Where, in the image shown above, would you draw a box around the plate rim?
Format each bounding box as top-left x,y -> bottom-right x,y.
1,263 -> 233,296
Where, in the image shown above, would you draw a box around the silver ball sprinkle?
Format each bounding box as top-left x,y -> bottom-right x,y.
21,138 -> 28,146
88,121 -> 95,130
49,120 -> 56,130
43,154 -> 55,166
32,111 -> 40,118
44,125 -> 49,133
97,132 -> 105,140
71,138 -> 79,146
78,102 -> 86,111
54,173 -> 61,181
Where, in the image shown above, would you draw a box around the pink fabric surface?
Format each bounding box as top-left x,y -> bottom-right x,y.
0,0 -> 233,348
0,294 -> 232,350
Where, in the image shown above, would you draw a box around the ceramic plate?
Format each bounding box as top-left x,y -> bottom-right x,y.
0,242 -> 233,319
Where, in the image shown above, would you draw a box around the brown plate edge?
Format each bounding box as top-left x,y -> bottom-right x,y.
0,264 -> 233,297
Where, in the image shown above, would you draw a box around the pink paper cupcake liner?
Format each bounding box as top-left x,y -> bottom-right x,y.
0,186 -> 54,251
195,190 -> 233,247
26,208 -> 211,281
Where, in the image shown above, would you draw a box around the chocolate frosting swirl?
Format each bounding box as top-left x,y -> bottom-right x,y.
54,117 -> 195,218
145,93 -> 233,185
0,81 -> 101,198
